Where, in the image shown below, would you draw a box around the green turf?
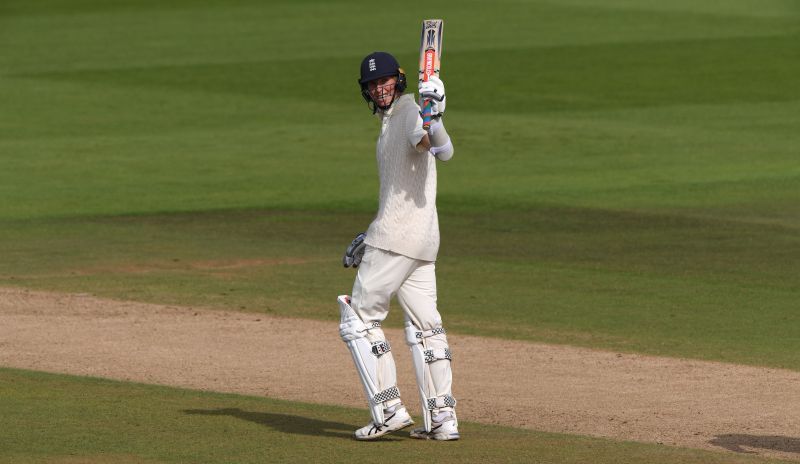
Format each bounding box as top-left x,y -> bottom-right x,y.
0,368 -> 788,464
1,0 -> 799,371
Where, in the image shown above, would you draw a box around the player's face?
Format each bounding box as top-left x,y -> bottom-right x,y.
368,76 -> 397,108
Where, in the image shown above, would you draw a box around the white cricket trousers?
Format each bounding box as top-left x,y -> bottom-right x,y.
350,245 -> 453,411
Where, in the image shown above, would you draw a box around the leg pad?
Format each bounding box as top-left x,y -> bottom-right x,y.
338,295 -> 400,425
404,319 -> 456,432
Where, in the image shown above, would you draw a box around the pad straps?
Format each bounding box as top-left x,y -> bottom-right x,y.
405,325 -> 446,345
426,394 -> 457,410
424,348 -> 452,363
373,386 -> 401,405
371,340 -> 391,357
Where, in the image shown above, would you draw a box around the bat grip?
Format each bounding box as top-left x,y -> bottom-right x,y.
422,98 -> 433,130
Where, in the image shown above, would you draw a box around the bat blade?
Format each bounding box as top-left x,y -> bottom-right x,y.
419,19 -> 444,130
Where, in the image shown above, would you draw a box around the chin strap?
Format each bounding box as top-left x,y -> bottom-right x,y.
367,88 -> 401,115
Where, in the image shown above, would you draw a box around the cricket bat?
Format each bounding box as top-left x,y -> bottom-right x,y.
419,19 -> 444,130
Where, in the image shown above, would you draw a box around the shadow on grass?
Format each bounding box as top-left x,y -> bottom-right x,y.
709,434 -> 800,455
183,408 -> 405,441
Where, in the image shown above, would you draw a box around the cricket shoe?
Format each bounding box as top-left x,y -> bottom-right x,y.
410,412 -> 460,441
354,405 -> 414,440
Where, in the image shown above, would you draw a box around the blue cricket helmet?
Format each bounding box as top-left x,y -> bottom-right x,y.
359,52 -> 402,84
358,52 -> 407,112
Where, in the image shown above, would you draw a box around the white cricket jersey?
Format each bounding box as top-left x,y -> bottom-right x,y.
364,94 -> 440,262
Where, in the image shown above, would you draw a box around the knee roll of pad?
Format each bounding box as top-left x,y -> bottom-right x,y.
404,320 -> 457,432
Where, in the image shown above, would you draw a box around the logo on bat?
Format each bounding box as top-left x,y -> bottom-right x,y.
424,50 -> 435,75
427,29 -> 437,48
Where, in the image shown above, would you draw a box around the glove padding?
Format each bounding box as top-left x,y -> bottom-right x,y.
419,76 -> 446,118
342,232 -> 367,268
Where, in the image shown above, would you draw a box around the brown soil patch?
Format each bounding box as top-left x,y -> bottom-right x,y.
70,257 -> 314,276
1,287 -> 798,461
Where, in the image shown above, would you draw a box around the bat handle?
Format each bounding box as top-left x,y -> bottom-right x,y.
422,98 -> 433,130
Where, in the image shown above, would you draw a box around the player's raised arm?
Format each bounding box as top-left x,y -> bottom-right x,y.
417,76 -> 453,161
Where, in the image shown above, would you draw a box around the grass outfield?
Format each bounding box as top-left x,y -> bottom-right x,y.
1,0 -> 799,375
0,368 -> 787,464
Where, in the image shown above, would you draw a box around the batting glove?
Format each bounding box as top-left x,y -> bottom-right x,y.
419,76 -> 446,117
343,232 -> 367,268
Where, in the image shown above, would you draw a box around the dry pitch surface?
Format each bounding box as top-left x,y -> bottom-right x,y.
1,287 -> 798,461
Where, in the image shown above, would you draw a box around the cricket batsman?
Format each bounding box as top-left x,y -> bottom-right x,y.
337,51 -> 458,441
